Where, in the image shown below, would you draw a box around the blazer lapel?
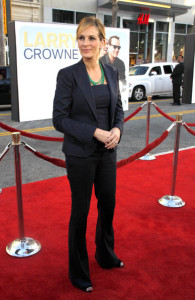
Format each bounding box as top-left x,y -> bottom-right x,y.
73,61 -> 98,122
73,61 -> 118,127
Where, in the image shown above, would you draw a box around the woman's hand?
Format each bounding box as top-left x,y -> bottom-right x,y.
105,127 -> 121,149
94,127 -> 121,149
93,128 -> 111,144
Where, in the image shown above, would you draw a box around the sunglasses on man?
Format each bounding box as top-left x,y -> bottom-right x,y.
110,44 -> 121,50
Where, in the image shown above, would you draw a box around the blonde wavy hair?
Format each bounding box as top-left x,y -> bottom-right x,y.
76,16 -> 106,42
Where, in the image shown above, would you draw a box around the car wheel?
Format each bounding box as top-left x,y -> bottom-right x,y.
132,86 -> 145,101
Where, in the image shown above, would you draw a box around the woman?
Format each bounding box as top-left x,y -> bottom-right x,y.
53,17 -> 124,293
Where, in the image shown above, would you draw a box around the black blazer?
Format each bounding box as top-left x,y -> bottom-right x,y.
53,60 -> 124,157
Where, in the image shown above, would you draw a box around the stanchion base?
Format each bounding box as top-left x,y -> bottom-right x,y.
139,153 -> 156,160
158,195 -> 185,208
6,237 -> 41,257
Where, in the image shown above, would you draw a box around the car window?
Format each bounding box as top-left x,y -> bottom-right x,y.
163,65 -> 173,74
150,66 -> 162,75
129,66 -> 149,76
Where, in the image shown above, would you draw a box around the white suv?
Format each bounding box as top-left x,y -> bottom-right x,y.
128,62 -> 177,101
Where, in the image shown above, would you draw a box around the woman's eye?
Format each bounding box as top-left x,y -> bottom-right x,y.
89,37 -> 96,41
78,36 -> 84,40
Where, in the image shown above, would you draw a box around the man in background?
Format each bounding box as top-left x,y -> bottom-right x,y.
170,55 -> 184,105
100,36 -> 126,85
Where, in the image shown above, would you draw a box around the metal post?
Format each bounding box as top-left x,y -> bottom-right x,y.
6,132 -> 41,257
140,95 -> 156,160
12,133 -> 25,239
146,95 -> 151,147
170,114 -> 182,196
158,115 -> 185,208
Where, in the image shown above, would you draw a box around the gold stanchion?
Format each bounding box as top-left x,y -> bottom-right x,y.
6,132 -> 41,257
140,95 -> 156,160
158,114 -> 185,208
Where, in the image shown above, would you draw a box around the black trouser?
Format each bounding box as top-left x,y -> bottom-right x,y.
66,149 -> 120,288
173,83 -> 181,104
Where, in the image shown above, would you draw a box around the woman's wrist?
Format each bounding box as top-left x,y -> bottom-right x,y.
93,128 -> 101,139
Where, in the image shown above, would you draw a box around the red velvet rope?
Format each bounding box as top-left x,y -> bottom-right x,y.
1,103 -> 192,170
117,130 -> 169,168
23,129 -> 169,169
152,105 -> 176,122
0,105 -> 143,141
152,104 -> 195,126
124,106 -> 143,123
186,122 -> 195,127
0,103 -> 194,146
24,146 -> 66,168
183,123 -> 195,136
0,122 -> 63,142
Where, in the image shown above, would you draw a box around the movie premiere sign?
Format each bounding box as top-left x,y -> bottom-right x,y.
10,22 -> 129,122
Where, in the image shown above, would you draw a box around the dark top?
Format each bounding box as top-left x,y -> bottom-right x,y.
100,53 -> 126,84
92,84 -> 110,131
171,62 -> 184,85
92,84 -> 111,150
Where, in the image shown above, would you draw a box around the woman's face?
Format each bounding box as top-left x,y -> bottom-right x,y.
77,26 -> 104,60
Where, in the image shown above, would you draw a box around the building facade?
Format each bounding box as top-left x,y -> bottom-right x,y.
3,0 -> 195,66
2,0 -> 42,65
11,0 -> 42,22
42,0 -> 195,65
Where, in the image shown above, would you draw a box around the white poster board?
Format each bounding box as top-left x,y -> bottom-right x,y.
14,22 -> 129,122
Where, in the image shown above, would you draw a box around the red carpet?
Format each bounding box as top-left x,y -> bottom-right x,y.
0,148 -> 194,300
